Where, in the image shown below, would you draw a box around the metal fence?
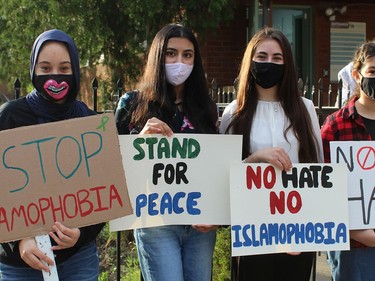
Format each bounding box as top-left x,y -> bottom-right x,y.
210,77 -> 347,127
12,76 -> 347,125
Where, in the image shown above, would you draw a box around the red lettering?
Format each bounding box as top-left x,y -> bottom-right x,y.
50,195 -> 65,222
246,165 -> 276,190
1,184 -> 121,240
270,191 -> 285,214
286,191 -> 302,214
264,166 -> 276,189
246,166 -> 262,189
27,203 -> 40,225
90,186 -> 109,211
0,207 -> 10,231
10,205 -> 27,231
38,198 -> 51,224
270,191 -> 302,214
63,194 -> 78,219
77,189 -> 93,217
109,184 -> 124,208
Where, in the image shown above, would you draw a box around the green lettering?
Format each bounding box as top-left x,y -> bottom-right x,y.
188,138 -> 200,158
157,138 -> 171,159
133,138 -> 145,160
172,138 -> 187,158
145,137 -> 158,159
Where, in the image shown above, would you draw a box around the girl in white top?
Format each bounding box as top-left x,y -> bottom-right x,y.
219,27 -> 323,281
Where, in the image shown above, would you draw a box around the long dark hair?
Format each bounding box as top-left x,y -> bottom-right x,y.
226,27 -> 319,162
130,23 -> 217,133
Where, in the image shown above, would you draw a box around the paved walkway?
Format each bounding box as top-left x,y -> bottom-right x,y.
312,252 -> 331,281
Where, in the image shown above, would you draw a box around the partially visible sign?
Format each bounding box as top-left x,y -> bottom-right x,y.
330,141 -> 375,229
0,114 -> 132,242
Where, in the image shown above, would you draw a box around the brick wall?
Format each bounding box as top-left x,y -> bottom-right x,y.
200,1 -> 248,90
200,0 -> 375,104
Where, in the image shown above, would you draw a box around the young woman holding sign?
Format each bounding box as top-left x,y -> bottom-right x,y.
321,41 -> 375,281
219,27 -> 323,281
115,23 -> 218,281
0,29 -> 103,281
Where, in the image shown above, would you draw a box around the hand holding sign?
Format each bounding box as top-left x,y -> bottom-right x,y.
244,147 -> 293,171
35,234 -> 59,281
19,236 -> 55,273
49,222 -> 80,251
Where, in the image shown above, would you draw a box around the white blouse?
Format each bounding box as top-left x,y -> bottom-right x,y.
219,98 -> 323,163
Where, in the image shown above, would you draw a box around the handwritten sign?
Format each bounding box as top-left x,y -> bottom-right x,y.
330,141 -> 375,229
110,134 -> 242,231
0,114 -> 132,243
230,163 -> 350,256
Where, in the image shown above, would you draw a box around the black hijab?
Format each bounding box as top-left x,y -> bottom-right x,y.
26,29 -> 93,123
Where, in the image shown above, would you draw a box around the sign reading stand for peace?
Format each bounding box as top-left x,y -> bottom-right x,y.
230,163 -> 350,257
0,113 -> 132,243
110,134 -> 242,231
330,141 -> 375,229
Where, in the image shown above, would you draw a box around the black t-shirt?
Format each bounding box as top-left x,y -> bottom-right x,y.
362,116 -> 375,139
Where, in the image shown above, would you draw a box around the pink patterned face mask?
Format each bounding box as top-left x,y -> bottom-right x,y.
34,74 -> 74,101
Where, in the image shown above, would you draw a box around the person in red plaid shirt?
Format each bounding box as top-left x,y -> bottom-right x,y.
321,41 -> 375,281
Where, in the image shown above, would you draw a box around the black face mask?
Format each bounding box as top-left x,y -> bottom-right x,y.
34,74 -> 74,102
359,72 -> 375,100
251,61 -> 285,89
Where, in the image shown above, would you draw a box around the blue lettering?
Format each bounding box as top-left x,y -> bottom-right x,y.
324,222 -> 336,244
173,192 -> 185,214
186,192 -> 201,215
148,193 -> 159,216
295,223 -> 305,244
3,146 -> 29,193
160,192 -> 172,214
259,224 -> 269,245
56,136 -> 82,179
232,225 -> 242,248
22,137 -> 55,183
314,223 -> 324,244
80,132 -> 102,177
336,223 -> 348,243
243,224 -> 252,246
305,222 -> 315,243
135,194 -> 147,217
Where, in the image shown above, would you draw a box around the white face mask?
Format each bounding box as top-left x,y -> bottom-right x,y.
165,63 -> 194,86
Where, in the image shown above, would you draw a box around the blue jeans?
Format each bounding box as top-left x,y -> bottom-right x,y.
328,248 -> 375,281
135,225 -> 216,281
0,241 -> 99,281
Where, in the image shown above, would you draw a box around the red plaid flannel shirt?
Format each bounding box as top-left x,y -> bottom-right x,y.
321,96 -> 373,249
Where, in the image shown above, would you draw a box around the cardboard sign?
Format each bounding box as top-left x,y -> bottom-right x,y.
110,134 -> 242,231
0,114 -> 132,243
230,163 -> 350,256
330,141 -> 375,229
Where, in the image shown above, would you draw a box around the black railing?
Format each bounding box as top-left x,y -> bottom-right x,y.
212,77 -> 346,126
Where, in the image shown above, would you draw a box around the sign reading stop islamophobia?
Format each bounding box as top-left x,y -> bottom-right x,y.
0,114 -> 132,243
